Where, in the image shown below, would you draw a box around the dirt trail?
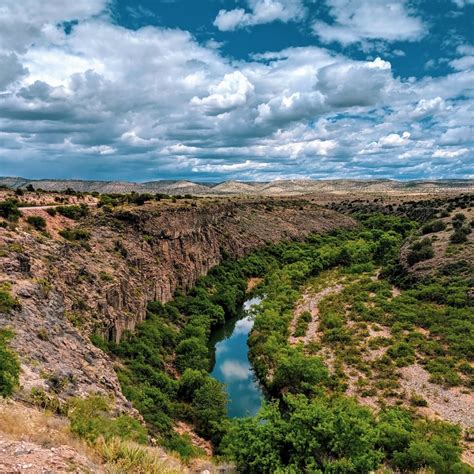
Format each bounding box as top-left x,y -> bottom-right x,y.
289,284 -> 344,346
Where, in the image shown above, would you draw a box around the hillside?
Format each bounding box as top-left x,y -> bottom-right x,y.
1,190 -> 472,472
1,176 -> 473,196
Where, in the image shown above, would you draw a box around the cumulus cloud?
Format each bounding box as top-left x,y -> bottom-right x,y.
313,0 -> 425,46
0,0 -> 472,181
410,97 -> 446,119
317,58 -> 392,107
191,71 -> 254,115
214,0 -> 306,31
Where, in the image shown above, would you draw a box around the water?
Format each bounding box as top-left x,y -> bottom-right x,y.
209,296 -> 264,418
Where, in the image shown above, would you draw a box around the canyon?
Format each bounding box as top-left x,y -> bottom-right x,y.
0,197 -> 355,410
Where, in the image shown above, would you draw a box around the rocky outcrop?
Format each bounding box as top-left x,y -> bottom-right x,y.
0,198 -> 355,407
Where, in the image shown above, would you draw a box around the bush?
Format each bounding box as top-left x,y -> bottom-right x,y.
191,377 -> 227,445
68,395 -> 147,444
59,227 -> 91,242
407,238 -> 434,266
0,199 -> 21,222
223,395 -> 383,473
0,329 -> 20,396
410,394 -> 428,407
452,213 -> 466,230
0,283 -> 20,314
57,205 -> 89,220
175,338 -> 209,372
294,311 -> 311,337
421,220 -> 446,234
450,227 -> 469,244
26,215 -> 46,231
46,207 -> 57,216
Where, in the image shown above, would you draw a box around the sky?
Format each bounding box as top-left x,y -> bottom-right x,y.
0,0 -> 473,182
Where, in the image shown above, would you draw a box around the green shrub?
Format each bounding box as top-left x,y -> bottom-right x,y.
450,227 -> 469,244
410,394 -> 428,407
0,283 -> 20,314
0,329 -> 20,396
57,205 -> 89,220
407,238 -> 434,266
68,395 -> 147,444
293,310 -> 311,337
46,208 -> 57,216
0,199 -> 21,222
59,227 -> 91,242
421,220 -> 446,234
26,215 -> 46,231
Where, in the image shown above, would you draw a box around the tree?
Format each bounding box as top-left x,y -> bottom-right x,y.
192,378 -> 227,444
175,337 -> 209,372
271,350 -> 328,396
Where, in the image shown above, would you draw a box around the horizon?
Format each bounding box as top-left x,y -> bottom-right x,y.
2,175 -> 474,186
0,1 -> 473,181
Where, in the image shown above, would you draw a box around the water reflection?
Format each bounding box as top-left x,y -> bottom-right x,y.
209,296 -> 264,418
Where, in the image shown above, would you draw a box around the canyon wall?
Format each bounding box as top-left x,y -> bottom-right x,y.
0,199 -> 355,408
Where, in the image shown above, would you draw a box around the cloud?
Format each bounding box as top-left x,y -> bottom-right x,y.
0,54 -> 28,90
0,0 -> 472,181
410,97 -> 446,119
191,71 -> 255,115
433,148 -> 470,158
214,0 -> 306,31
220,360 -> 251,381
452,0 -> 474,6
317,58 -> 392,107
313,0 -> 425,46
439,127 -> 473,146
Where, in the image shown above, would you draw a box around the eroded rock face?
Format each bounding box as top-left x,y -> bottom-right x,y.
0,199 -> 355,408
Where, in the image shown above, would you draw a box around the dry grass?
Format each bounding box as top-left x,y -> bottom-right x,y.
97,438 -> 183,474
0,399 -> 94,455
0,400 -> 186,473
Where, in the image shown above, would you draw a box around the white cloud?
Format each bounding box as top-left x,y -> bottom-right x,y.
220,360 -> 251,381
313,0 -> 425,46
191,71 -> 254,115
410,97 -> 445,119
433,148 -> 470,158
0,0 -> 472,181
214,0 -> 306,31
317,58 -> 392,107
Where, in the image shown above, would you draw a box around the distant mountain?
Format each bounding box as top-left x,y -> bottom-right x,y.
1,177 -> 472,196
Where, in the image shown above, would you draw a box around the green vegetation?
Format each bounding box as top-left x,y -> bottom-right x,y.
0,199 -> 21,222
59,227 -> 91,242
293,310 -> 311,337
421,219 -> 446,234
56,204 -> 89,220
407,237 -> 434,265
67,395 -> 147,444
0,282 -> 20,314
92,206 -> 471,471
0,329 -> 20,396
26,215 -> 46,230
223,395 -> 467,474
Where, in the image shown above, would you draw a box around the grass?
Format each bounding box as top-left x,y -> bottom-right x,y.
0,282 -> 20,314
0,400 -> 184,473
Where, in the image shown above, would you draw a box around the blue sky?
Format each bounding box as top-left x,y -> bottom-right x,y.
0,0 -> 472,181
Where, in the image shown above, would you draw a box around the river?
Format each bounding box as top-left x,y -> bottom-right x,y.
208,296 -> 264,418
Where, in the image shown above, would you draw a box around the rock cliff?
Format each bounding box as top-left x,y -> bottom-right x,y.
0,198 -> 355,408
